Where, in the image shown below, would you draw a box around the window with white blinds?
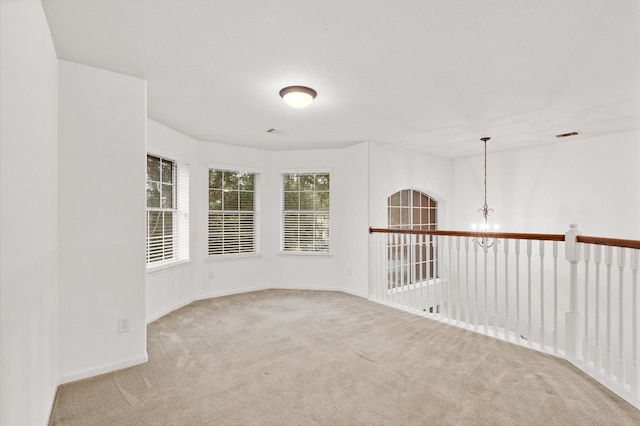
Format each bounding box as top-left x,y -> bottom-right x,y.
282,172 -> 330,253
146,154 -> 189,267
208,169 -> 257,256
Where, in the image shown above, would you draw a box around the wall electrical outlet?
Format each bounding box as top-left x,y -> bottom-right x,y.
118,317 -> 130,333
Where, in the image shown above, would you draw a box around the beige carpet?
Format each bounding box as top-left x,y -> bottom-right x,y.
50,289 -> 640,425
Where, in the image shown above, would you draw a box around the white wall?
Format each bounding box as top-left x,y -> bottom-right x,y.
146,119 -> 199,323
367,141 -> 455,300
334,142 -> 370,297
368,141 -> 454,228
58,60 -> 147,383
190,138 -> 272,299
0,0 -> 59,424
453,131 -> 640,239
259,146 -> 368,296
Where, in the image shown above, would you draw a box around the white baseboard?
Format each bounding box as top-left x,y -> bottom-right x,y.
47,379 -> 59,425
58,353 -> 148,385
194,285 -> 272,302
268,284 -> 369,300
196,285 -> 369,301
146,298 -> 197,324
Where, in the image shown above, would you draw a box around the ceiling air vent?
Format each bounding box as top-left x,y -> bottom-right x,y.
266,128 -> 286,135
555,131 -> 580,138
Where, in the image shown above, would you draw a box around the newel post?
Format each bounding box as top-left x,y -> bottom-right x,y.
565,223 -> 582,360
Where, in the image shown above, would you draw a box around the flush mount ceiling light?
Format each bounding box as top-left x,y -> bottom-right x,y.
279,86 -> 317,108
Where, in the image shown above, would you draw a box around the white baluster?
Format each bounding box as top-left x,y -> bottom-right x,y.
482,241 -> 489,334
448,235 -> 453,321
418,234 -> 425,312
405,233 -> 411,309
540,240 -> 546,350
432,235 -> 438,317
504,239 -> 510,341
379,235 -> 384,303
631,249 -> 639,398
465,237 -> 470,326
404,234 -> 410,310
402,234 -> 409,309
583,244 -> 591,364
411,233 -> 418,312
527,240 -> 533,347
392,233 -> 398,306
438,235 -> 444,319
553,241 -> 558,354
374,234 -> 382,301
432,235 -> 437,317
515,239 -> 521,343
456,236 -> 461,324
483,243 -> 489,334
388,233 -> 393,305
594,244 -> 602,372
374,235 -> 379,302
617,247 -> 625,386
474,240 -> 479,330
428,235 -> 434,316
383,234 -> 387,303
605,245 -> 613,378
564,224 -> 582,360
493,241 -> 499,337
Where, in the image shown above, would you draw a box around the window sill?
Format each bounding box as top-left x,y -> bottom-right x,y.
278,251 -> 333,258
206,253 -> 262,262
146,259 -> 190,275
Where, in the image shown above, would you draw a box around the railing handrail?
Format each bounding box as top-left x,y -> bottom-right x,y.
576,235 -> 640,250
370,227 -> 640,249
369,227 -> 565,242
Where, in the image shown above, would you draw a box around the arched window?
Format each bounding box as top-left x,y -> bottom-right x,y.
387,190 -> 438,286
388,189 -> 437,230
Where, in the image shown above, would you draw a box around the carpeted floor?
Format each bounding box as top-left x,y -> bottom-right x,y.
49,289 -> 640,425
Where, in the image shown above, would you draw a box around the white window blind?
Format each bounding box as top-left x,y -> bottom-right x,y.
282,172 -> 330,253
174,162 -> 189,261
208,169 -> 256,256
146,155 -> 189,266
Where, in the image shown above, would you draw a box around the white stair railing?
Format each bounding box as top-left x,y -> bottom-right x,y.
369,224 -> 640,410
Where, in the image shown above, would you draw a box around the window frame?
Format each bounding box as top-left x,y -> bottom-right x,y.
387,189 -> 438,287
207,164 -> 260,259
280,169 -> 331,255
146,153 -> 190,270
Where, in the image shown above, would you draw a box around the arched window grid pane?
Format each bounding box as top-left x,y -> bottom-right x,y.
387,189 -> 438,286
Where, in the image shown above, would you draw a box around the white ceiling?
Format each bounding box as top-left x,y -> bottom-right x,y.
41,0 -> 640,158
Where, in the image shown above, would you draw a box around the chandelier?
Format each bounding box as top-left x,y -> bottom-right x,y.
471,137 -> 499,247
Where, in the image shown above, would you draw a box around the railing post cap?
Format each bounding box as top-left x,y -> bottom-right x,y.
565,223 -> 582,262
566,223 -> 581,235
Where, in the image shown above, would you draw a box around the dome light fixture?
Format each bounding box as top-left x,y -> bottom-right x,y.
279,86 -> 317,108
